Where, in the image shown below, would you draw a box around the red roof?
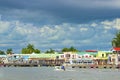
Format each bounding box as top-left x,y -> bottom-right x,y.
113,47 -> 120,51
85,50 -> 97,52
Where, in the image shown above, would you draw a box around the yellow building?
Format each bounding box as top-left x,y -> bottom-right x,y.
95,51 -> 112,65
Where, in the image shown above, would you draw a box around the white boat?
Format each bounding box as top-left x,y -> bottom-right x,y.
54,66 -> 75,71
55,66 -> 63,71
54,66 -> 65,71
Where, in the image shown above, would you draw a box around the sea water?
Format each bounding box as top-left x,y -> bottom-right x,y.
0,67 -> 120,80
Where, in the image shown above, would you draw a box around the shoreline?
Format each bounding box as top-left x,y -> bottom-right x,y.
1,63 -> 120,69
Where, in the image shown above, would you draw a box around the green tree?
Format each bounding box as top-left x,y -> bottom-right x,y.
0,50 -> 5,55
27,44 -> 34,53
112,31 -> 120,47
6,48 -> 13,54
21,48 -> 29,54
50,48 -> 55,53
62,46 -> 78,52
21,44 -> 40,54
62,47 -> 69,52
69,46 -> 78,52
45,50 -> 50,53
45,48 -> 55,54
34,49 -> 41,54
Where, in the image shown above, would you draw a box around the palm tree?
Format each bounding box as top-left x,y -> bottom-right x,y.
62,47 -> 69,52
6,48 -> 13,54
45,48 -> 55,54
0,50 -> 5,55
112,31 -> 120,47
27,44 -> 34,53
69,46 -> 78,52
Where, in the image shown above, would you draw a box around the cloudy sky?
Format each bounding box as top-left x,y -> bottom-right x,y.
0,0 -> 120,53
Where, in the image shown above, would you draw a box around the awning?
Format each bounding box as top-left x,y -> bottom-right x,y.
112,47 -> 120,51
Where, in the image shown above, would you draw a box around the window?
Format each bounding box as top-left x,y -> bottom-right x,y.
65,54 -> 70,58
72,55 -> 74,58
118,51 -> 120,54
102,54 -> 104,57
61,55 -> 64,58
118,56 -> 120,61
56,56 -> 59,59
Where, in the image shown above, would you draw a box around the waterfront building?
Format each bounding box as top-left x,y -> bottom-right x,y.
59,52 -> 78,62
111,47 -> 120,65
3,52 -> 65,66
28,53 -> 64,66
76,51 -> 97,64
1,50 -> 116,67
95,51 -> 112,65
76,51 -> 97,58
0,55 -> 7,64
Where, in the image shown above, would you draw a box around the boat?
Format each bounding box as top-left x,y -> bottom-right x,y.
54,65 -> 75,71
54,66 -> 65,71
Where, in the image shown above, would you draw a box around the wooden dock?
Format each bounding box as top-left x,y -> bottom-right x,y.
1,60 -> 120,69
3,63 -> 39,67
2,59 -> 65,67
70,64 -> 120,69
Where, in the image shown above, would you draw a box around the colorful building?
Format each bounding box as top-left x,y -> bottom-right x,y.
95,51 -> 112,65
111,47 -> 120,65
1,50 -> 118,66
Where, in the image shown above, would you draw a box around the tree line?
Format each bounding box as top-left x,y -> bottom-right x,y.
0,45 -> 78,55
0,48 -> 13,55
112,31 -> 120,47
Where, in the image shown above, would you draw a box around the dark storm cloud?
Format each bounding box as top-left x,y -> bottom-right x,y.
0,0 -> 120,24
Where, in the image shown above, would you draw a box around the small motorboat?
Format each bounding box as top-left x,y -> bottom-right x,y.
54,66 -> 65,71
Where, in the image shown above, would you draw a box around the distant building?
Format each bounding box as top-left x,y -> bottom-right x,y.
59,52 -> 78,62
111,47 -> 120,65
0,55 -> 7,63
95,51 -> 112,65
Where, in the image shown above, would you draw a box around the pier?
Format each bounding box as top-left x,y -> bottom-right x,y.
70,64 -> 120,69
2,59 -> 65,67
1,62 -> 120,69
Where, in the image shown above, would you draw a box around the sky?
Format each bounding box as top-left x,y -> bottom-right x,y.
0,0 -> 120,53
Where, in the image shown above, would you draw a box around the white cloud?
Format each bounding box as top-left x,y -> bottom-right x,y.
0,21 -> 10,33
101,20 -> 113,26
114,18 -> 120,30
91,23 -> 97,27
101,18 -> 120,30
80,28 -> 88,32
0,18 -> 119,52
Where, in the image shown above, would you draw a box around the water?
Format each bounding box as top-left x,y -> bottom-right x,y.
0,67 -> 120,80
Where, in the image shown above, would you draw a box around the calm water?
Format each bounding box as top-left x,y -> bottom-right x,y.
0,67 -> 120,80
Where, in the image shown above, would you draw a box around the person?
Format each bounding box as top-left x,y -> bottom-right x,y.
61,65 -> 65,71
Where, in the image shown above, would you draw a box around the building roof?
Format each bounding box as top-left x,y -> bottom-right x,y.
29,53 -> 60,58
76,52 -> 97,55
112,47 -> 120,51
0,55 -> 7,57
85,50 -> 97,52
